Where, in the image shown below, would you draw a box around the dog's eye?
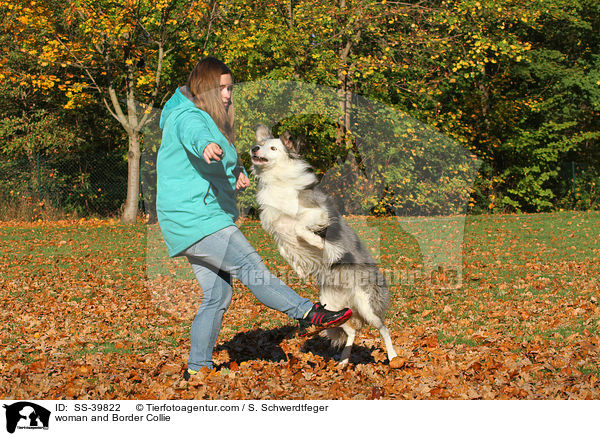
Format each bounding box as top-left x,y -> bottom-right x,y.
271,146 -> 277,151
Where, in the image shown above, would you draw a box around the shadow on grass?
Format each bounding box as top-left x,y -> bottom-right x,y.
301,335 -> 379,366
215,325 -> 378,366
215,326 -> 296,364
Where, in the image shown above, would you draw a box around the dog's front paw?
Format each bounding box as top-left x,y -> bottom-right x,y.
311,235 -> 325,250
296,226 -> 325,249
338,359 -> 350,369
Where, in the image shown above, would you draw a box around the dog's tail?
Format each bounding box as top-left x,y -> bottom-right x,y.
320,327 -> 348,349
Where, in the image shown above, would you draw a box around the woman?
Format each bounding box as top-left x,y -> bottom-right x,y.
156,57 -> 352,379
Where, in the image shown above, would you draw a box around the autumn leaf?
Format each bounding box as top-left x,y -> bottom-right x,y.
1,213 -> 600,399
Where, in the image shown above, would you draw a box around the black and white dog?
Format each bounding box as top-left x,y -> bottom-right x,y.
250,125 -> 397,366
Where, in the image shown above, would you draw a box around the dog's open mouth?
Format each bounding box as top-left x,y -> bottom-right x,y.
251,155 -> 268,164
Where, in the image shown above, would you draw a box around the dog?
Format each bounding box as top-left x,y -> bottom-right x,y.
250,125 -> 397,366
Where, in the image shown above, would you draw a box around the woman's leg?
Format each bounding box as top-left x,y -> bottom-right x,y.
183,226 -> 350,373
183,225 -> 314,320
186,261 -> 233,371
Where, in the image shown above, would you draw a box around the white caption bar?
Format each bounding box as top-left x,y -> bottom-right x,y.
0,400 -> 594,435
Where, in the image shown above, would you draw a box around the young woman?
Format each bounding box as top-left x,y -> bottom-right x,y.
156,57 -> 352,379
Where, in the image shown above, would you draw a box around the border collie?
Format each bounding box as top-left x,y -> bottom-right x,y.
250,125 -> 397,366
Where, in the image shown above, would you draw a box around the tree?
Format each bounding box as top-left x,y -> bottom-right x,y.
410,0 -> 599,212
4,0 -> 213,222
2,0 -> 597,217
497,0 -> 600,211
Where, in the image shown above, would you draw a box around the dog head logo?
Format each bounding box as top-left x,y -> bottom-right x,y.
3,402 -> 50,434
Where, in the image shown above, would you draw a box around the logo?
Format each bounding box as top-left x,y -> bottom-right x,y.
3,402 -> 50,434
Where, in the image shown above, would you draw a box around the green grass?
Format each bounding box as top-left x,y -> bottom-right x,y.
74,342 -> 135,356
0,222 -> 148,281
437,331 -> 482,347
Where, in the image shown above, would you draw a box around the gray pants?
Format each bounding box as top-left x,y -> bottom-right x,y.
182,225 -> 313,370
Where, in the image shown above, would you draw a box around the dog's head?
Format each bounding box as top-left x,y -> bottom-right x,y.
250,125 -> 298,171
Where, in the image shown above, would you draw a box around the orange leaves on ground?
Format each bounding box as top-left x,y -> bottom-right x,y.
1,214 -> 600,399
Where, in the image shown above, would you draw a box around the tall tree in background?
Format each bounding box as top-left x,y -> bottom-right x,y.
214,0 -> 430,155
4,0 -> 212,222
1,0 -> 598,217
498,0 -> 600,211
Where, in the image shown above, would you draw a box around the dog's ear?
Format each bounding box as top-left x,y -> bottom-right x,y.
255,124 -> 273,144
280,131 -> 306,155
279,131 -> 294,151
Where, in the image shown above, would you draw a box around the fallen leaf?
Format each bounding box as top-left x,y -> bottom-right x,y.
389,356 -> 407,369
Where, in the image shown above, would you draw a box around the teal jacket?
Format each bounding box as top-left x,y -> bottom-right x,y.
157,87 -> 245,257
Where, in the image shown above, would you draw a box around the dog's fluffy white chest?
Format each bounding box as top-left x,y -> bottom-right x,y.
257,185 -> 300,219
257,185 -> 302,239
256,183 -> 327,278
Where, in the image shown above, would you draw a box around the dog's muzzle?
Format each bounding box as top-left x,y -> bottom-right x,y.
251,146 -> 268,164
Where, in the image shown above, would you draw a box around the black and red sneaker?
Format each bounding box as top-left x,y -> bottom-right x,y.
299,303 -> 352,337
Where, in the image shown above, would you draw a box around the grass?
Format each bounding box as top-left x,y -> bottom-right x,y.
437,331 -> 482,347
74,342 -> 135,356
1,211 -> 599,399
2,211 -> 598,324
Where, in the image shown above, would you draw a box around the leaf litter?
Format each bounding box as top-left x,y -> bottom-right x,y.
0,213 -> 599,399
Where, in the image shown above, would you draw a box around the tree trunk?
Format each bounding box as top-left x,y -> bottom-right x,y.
479,65 -> 491,133
336,87 -> 353,146
121,130 -> 141,223
335,25 -> 361,149
336,42 -> 353,148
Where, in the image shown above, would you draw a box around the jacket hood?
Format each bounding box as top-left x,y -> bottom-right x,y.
159,87 -> 196,129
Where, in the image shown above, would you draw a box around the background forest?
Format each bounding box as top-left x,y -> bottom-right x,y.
1,0 -> 598,221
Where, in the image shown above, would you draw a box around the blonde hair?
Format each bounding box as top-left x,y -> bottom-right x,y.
187,57 -> 235,144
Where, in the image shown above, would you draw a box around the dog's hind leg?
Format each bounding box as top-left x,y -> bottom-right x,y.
378,325 -> 397,362
339,324 -> 356,367
355,296 -> 398,363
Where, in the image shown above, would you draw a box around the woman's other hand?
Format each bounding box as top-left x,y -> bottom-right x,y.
236,172 -> 251,190
203,142 -> 223,164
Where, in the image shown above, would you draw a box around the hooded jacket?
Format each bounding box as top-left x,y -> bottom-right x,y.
157,87 -> 245,257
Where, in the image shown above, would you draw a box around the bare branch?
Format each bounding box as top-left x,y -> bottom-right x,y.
108,85 -> 129,129
138,42 -> 165,128
53,35 -> 121,122
203,0 -> 219,53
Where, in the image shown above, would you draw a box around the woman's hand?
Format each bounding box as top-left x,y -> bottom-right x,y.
203,142 -> 223,164
236,172 -> 251,190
